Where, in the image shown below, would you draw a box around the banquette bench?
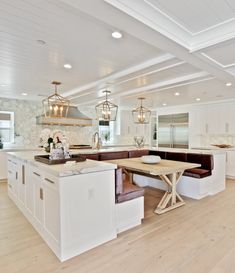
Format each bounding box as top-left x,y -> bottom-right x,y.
81,149 -> 220,232
82,149 -> 214,180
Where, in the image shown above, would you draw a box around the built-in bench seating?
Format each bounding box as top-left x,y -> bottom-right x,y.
149,150 -> 214,178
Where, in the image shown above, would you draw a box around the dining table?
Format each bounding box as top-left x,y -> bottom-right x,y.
107,157 -> 200,214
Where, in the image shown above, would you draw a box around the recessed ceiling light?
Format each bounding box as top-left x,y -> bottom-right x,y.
226,82 -> 232,87
162,103 -> 167,106
174,92 -> 180,96
111,31 -> 123,39
196,98 -> 201,101
21,92 -> 28,96
36,39 -> 46,45
64,63 -> 72,69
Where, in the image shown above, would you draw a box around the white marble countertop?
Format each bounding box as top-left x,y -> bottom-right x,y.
7,151 -> 117,177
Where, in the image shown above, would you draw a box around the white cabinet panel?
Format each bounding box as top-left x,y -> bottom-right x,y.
43,176 -> 60,242
0,152 -> 7,180
17,164 -> 26,207
226,151 -> 235,178
25,166 -> 34,215
33,170 -> 44,226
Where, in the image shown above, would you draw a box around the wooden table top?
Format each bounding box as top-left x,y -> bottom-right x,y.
106,158 -> 201,175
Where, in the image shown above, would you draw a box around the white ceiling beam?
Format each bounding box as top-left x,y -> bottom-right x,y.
62,53 -> 175,97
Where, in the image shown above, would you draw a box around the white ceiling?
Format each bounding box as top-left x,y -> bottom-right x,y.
1,0 -> 235,109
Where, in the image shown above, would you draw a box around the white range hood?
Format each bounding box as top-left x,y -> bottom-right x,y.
36,105 -> 92,127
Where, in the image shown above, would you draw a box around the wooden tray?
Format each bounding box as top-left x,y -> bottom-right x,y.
34,154 -> 86,165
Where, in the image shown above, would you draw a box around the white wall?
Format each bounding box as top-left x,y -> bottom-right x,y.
0,98 -> 97,147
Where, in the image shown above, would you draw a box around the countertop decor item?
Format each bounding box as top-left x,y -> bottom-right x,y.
141,155 -> 161,164
34,154 -> 86,165
134,136 -> 145,148
132,97 -> 151,124
95,90 -> 118,121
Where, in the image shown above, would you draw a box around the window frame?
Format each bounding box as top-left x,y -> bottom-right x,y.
0,111 -> 14,144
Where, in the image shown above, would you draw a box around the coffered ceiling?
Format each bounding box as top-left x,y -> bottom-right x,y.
1,0 -> 235,109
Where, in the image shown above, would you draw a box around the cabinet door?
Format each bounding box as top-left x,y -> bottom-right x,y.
0,152 -> 7,180
10,158 -> 19,199
33,171 -> 44,225
43,177 -> 60,241
226,151 -> 235,177
18,164 -> 26,207
25,167 -> 34,215
224,106 -> 235,134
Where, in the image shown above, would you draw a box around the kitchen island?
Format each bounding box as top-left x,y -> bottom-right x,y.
7,151 -> 117,262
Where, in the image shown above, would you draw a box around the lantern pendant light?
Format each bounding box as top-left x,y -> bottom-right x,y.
95,90 -> 118,121
132,97 -> 151,124
42,81 -> 70,118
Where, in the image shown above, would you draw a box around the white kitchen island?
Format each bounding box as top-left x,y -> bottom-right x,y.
7,151 -> 117,262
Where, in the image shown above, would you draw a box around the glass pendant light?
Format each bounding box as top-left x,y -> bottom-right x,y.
95,90 -> 118,121
42,81 -> 70,118
132,97 -> 151,124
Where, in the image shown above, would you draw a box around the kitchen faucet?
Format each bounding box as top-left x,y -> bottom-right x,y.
92,132 -> 102,149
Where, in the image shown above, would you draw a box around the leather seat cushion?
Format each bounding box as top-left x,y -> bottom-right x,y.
128,149 -> 149,158
82,154 -> 99,160
166,152 -> 187,162
99,151 -> 129,161
149,150 -> 166,159
183,168 -> 211,179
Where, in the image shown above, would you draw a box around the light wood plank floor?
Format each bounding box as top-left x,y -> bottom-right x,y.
1,180 -> 235,273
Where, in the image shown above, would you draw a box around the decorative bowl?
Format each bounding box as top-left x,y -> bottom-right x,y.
141,155 -> 161,164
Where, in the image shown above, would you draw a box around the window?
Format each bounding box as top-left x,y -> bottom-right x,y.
99,120 -> 114,143
0,111 -> 14,143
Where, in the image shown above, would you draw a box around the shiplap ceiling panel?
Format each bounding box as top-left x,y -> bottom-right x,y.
0,0 -> 162,98
146,0 -> 235,33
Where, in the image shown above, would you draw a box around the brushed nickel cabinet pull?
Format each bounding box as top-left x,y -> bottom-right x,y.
33,172 -> 41,177
22,165 -> 25,185
45,178 -> 55,184
40,188 -> 43,200
16,172 -> 18,180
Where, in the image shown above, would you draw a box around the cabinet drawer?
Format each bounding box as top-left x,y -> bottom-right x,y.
43,173 -> 58,189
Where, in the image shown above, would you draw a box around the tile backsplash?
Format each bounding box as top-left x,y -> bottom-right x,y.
0,98 -> 97,147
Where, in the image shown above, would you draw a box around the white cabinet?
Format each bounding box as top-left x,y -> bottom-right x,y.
0,152 -> 7,180
33,170 -> 44,226
119,110 -> 150,144
17,163 -> 26,208
43,176 -> 60,242
25,166 -> 34,215
7,156 -> 19,200
226,151 -> 235,178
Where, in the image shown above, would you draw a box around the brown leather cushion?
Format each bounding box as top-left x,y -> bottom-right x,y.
149,150 -> 166,159
116,181 -> 145,203
187,153 -> 214,171
82,154 -> 99,160
128,149 -> 149,158
99,151 -> 129,161
184,168 -> 211,179
166,152 -> 187,162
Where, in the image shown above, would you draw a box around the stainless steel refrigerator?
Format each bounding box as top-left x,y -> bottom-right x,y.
158,113 -> 189,148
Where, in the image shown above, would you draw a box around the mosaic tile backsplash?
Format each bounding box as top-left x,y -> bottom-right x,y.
0,98 -> 98,147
